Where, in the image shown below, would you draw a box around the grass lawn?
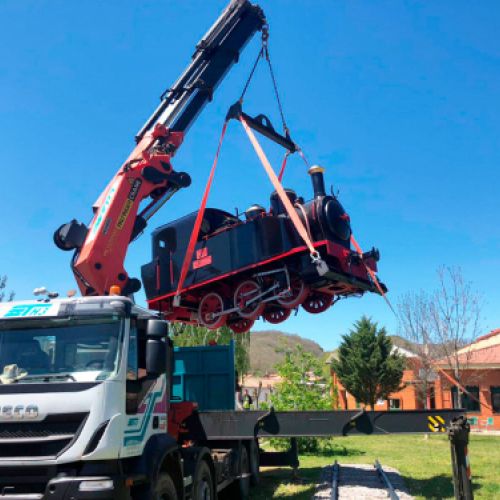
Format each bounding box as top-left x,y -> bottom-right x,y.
250,434 -> 500,499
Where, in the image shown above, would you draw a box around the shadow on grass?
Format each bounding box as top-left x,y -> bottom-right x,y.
402,474 -> 482,499
249,467 -> 323,500
302,445 -> 366,457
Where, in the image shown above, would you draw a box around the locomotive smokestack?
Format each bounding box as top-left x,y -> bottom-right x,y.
308,165 -> 326,198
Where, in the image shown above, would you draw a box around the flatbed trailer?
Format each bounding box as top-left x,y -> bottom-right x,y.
166,406 -> 471,499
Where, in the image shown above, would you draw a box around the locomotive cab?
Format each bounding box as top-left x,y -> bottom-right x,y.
141,207 -> 301,301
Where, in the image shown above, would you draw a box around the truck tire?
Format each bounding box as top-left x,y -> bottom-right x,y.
192,459 -> 214,500
153,472 -> 178,500
249,440 -> 260,486
224,445 -> 250,500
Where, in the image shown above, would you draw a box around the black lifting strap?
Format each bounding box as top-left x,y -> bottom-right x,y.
231,25 -> 310,176
226,24 -> 292,153
263,33 -> 289,138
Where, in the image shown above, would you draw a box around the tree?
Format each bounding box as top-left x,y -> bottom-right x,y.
171,324 -> 250,382
268,344 -> 333,452
270,344 -> 332,412
430,267 -> 482,406
0,276 -> 14,302
331,316 -> 405,410
398,290 -> 438,408
398,267 -> 483,407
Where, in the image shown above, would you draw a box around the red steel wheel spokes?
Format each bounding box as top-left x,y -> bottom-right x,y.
229,317 -> 255,334
301,292 -> 333,314
277,278 -> 309,309
198,292 -> 226,329
234,280 -> 265,319
263,307 -> 291,324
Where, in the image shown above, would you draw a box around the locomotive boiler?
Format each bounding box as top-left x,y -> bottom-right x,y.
141,166 -> 385,333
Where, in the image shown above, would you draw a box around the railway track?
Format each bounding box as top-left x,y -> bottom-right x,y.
314,461 -> 413,499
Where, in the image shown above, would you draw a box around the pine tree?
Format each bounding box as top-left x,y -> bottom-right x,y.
331,316 -> 405,410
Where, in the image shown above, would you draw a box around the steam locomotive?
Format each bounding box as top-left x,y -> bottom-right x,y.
142,166 -> 385,333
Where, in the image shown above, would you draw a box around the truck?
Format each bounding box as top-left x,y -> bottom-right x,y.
0,296 -> 255,499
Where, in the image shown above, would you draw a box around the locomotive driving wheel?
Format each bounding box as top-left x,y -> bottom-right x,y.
228,317 -> 254,334
277,277 -> 309,309
263,307 -> 291,324
234,280 -> 265,320
301,291 -> 333,314
198,292 -> 226,329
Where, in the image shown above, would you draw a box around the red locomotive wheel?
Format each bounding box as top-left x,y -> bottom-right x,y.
234,280 -> 265,320
277,278 -> 309,309
301,292 -> 333,314
198,292 -> 226,330
263,307 -> 291,324
229,318 -> 254,334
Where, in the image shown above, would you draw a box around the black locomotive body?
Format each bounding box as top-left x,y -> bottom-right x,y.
142,167 -> 384,333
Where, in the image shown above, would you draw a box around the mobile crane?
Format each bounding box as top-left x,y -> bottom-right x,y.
53,0 -> 268,299
0,2 -> 472,499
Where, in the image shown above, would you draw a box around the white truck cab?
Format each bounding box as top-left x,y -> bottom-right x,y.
0,296 -> 183,499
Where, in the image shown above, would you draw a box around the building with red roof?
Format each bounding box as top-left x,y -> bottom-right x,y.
330,329 -> 500,430
433,328 -> 500,430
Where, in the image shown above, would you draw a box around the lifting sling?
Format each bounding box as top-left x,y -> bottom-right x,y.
240,115 -> 328,275
350,234 -> 396,315
173,122 -> 228,305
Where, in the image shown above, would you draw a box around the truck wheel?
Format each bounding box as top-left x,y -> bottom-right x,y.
249,440 -> 260,486
192,459 -> 214,500
225,445 -> 250,500
153,472 -> 178,500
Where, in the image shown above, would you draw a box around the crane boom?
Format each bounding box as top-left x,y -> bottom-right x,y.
138,0 -> 265,138
54,1 -> 265,297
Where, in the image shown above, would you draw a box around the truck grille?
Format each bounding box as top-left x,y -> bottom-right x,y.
0,466 -> 53,495
0,412 -> 88,459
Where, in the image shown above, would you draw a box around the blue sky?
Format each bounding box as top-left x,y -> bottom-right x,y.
1,1 -> 498,351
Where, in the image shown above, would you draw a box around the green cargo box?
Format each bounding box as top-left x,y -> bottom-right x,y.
171,341 -> 236,411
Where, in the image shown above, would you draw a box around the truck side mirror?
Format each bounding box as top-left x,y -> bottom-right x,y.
147,319 -> 169,338
146,319 -> 169,376
146,338 -> 167,376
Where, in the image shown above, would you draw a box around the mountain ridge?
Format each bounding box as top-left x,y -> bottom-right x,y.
249,330 -> 325,375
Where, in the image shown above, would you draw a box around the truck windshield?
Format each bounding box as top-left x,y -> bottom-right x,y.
0,315 -> 123,383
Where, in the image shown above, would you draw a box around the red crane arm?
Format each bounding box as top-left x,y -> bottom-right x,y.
65,126 -> 186,296
54,0 -> 265,296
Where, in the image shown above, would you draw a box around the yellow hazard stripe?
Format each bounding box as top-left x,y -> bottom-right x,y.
428,423 -> 437,432
428,416 -> 438,426
436,415 -> 445,425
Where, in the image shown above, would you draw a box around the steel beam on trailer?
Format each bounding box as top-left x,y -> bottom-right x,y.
184,408 -> 465,440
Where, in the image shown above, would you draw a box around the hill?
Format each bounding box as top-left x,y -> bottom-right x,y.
249,330 -> 325,375
390,335 -> 419,352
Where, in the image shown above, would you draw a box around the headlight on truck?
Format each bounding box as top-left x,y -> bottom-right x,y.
78,479 -> 114,491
